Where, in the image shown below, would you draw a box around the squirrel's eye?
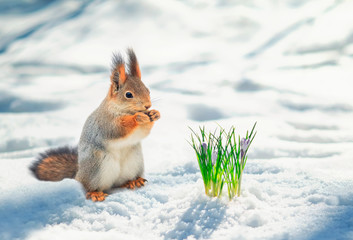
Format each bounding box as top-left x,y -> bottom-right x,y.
125,92 -> 133,99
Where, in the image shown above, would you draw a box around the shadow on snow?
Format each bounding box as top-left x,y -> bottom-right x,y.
0,185 -> 83,240
164,199 -> 227,240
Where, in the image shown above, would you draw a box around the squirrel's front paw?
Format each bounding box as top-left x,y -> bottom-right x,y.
135,112 -> 151,124
147,110 -> 160,122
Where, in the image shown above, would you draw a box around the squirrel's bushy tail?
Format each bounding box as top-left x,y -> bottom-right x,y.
30,146 -> 78,181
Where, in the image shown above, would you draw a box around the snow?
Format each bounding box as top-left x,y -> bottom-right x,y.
1,0 -> 353,239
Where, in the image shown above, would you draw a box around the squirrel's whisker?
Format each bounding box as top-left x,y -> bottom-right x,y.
151,97 -> 162,103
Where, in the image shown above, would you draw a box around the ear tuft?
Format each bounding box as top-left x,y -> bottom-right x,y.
127,48 -> 141,78
111,52 -> 126,85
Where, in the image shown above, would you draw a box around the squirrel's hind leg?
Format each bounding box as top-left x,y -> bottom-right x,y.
86,191 -> 108,202
121,177 -> 147,189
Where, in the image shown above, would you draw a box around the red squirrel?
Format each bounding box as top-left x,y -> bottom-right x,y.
30,49 -> 160,202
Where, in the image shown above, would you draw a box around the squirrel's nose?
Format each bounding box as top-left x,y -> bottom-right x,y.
144,104 -> 151,110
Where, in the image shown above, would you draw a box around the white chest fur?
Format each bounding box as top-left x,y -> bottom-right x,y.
96,140 -> 144,191
113,127 -> 150,148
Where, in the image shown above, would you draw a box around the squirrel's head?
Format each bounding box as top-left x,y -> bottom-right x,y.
108,48 -> 151,114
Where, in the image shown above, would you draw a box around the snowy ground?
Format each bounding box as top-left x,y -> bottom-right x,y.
1,0 -> 353,239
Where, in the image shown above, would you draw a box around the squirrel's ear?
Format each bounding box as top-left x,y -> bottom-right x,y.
110,53 -> 127,86
127,48 -> 141,79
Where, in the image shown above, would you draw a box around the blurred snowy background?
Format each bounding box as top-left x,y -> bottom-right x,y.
0,0 -> 353,239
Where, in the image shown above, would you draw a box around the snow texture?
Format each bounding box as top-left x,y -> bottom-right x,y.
1,0 -> 353,239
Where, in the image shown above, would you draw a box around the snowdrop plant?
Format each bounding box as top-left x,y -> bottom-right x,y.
190,123 -> 256,200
